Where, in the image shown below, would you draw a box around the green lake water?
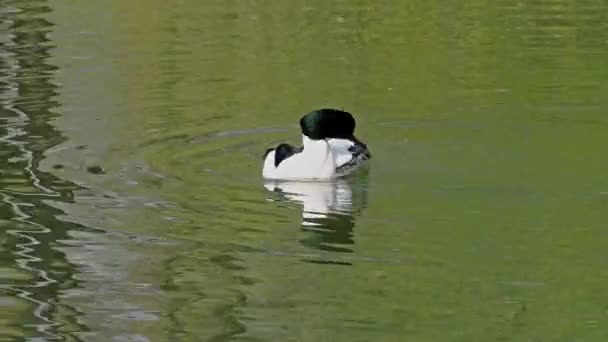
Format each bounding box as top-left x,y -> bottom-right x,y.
1,0 -> 608,341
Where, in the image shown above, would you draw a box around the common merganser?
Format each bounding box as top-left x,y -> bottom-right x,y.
263,109 -> 371,180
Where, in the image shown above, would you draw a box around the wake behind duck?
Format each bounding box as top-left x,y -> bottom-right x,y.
263,109 -> 371,180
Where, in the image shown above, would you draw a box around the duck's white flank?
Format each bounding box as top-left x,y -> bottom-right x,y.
263,135 -> 336,180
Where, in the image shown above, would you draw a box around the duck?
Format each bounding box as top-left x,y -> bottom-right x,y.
263,109 -> 371,180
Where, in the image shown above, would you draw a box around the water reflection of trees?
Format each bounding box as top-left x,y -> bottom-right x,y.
0,1 -> 88,339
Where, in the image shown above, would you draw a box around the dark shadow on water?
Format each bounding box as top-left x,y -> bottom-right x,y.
264,173 -> 369,264
0,1 -> 93,340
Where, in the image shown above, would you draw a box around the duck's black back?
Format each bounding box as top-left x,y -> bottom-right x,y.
273,143 -> 303,167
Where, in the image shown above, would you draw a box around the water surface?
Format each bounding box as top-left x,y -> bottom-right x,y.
1,0 -> 608,341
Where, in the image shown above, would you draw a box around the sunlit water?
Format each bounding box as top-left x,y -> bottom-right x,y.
1,0 -> 608,341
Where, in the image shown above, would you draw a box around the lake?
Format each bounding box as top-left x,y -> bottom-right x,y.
1,0 -> 608,341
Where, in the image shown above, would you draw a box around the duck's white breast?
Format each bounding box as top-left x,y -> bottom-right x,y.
328,138 -> 357,167
328,138 -> 370,176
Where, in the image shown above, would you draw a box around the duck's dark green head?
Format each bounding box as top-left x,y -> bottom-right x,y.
299,108 -> 356,140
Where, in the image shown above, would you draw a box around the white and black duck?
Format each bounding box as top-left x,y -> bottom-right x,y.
263,109 -> 371,180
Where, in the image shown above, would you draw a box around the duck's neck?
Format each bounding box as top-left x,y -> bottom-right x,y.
302,135 -> 335,163
298,135 -> 336,179
302,134 -> 327,154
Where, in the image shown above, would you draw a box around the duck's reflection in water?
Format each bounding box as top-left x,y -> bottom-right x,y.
264,178 -> 369,263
